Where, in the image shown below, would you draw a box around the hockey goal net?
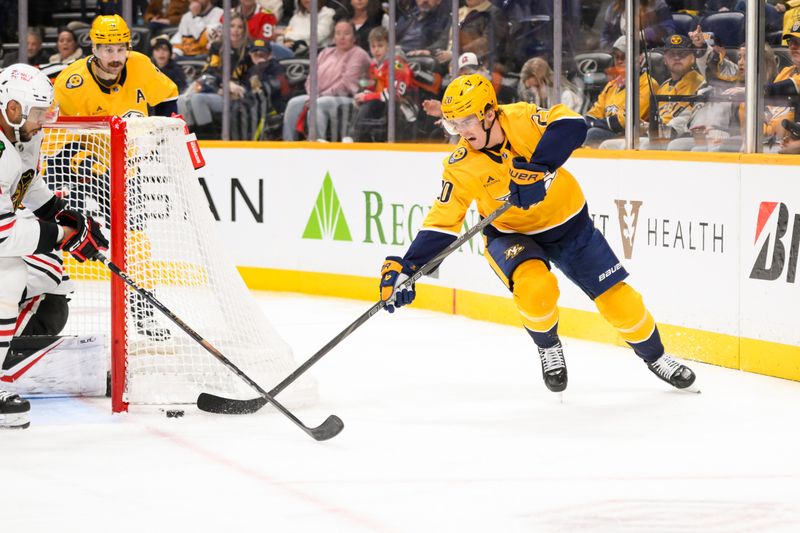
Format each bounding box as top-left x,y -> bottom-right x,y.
39,116 -> 315,412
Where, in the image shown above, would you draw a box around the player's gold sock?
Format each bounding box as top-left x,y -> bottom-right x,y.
594,282 -> 657,345
512,259 -> 560,334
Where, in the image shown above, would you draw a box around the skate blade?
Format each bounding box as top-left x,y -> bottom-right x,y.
680,384 -> 701,394
0,412 -> 31,429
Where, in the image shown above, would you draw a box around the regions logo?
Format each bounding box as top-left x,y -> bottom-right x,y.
448,147 -> 467,164
66,74 -> 83,89
614,199 -> 643,259
302,172 -> 352,241
749,201 -> 799,283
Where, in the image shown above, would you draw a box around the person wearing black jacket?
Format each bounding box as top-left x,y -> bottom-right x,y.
150,35 -> 188,94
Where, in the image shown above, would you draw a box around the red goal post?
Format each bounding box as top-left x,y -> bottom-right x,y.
40,116 -> 315,412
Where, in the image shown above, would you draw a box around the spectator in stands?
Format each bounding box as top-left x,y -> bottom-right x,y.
229,38 -> 290,139
687,24 -> 738,82
685,43 -> 785,152
396,0 -> 451,58
48,29 -> 83,65
601,0 -> 676,50
349,26 -> 417,142
432,0 -> 509,72
2,29 -> 50,67
517,57 -> 584,112
584,36 -> 659,147
151,35 -> 188,93
334,0 -> 384,51
144,0 -> 190,37
261,0 -> 287,23
171,0 -> 224,57
246,38 -> 290,113
767,22 -> 800,99
178,12 -> 252,138
420,52 -> 492,119
282,19 -> 370,141
600,34 -> 706,150
778,118 -> 800,153
276,0 -> 337,54
235,0 -> 279,41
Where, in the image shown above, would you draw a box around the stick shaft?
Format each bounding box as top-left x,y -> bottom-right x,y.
97,253 -> 342,440
269,201 -> 512,397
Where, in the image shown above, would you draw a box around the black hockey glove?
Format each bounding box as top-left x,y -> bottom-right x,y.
56,209 -> 109,262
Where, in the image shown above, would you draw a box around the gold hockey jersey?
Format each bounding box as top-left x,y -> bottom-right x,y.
53,51 -> 178,117
586,73 -> 659,127
422,102 -> 587,237
656,70 -> 705,126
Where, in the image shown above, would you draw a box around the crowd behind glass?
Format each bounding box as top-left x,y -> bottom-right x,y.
3,0 -> 800,154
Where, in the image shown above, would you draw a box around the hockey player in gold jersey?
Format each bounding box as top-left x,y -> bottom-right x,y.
378,74 -> 697,393
53,15 -> 178,118
50,15 -> 175,340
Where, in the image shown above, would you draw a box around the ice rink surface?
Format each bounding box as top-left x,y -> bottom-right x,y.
2,291 -> 800,532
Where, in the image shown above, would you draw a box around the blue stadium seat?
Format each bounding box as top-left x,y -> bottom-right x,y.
700,12 -> 745,48
672,13 -> 698,37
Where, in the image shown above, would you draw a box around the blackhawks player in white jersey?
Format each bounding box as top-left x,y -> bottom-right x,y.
0,64 -> 109,429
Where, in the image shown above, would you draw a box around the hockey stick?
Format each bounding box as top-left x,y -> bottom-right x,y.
197,200 -> 514,415
96,253 -> 343,441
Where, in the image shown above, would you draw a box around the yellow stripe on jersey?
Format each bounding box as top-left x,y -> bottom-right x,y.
421,101 -> 586,236
53,51 -> 178,117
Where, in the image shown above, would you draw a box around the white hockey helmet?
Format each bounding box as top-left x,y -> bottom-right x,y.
0,63 -> 59,132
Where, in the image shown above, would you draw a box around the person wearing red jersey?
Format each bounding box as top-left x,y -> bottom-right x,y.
235,0 -> 278,41
349,26 -> 418,141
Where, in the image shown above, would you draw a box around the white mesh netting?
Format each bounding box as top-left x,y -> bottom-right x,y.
40,117 -> 316,407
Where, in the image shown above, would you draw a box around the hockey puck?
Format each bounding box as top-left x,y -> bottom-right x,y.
165,409 -> 185,418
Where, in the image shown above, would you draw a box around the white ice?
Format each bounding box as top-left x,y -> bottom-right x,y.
2,291 -> 800,532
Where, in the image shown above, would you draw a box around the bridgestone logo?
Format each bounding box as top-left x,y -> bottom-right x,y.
749,201 -> 799,283
302,172 -> 352,241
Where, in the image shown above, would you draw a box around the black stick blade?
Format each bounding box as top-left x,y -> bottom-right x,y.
197,393 -> 267,414
311,415 -> 344,441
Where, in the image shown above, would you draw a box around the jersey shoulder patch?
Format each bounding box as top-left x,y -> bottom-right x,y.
448,146 -> 468,165
66,74 -> 83,89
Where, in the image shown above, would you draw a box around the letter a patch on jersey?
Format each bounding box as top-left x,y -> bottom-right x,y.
136,89 -> 146,103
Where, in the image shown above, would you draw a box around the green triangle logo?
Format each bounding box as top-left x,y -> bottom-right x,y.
302,172 -> 352,241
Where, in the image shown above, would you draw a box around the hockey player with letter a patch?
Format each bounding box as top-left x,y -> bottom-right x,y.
378,74 -> 697,394
53,14 -> 178,118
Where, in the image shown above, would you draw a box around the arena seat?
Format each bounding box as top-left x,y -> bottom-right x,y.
700,12 -> 745,48
672,13 -> 699,37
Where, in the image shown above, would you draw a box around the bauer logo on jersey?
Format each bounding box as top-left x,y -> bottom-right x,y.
66,74 -> 83,89
448,147 -> 467,164
504,244 -> 525,260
